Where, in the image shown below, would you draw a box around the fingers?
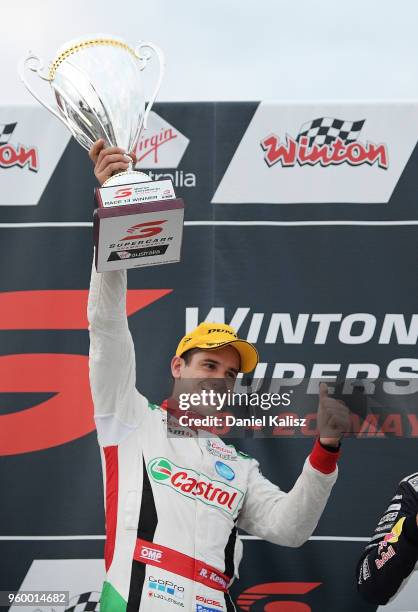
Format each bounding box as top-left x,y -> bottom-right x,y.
96,146 -> 126,171
107,161 -> 130,174
90,142 -> 135,185
319,382 -> 329,400
89,139 -> 105,163
95,153 -> 129,176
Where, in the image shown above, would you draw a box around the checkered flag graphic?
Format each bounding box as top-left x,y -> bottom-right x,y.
0,122 -> 17,145
296,117 -> 365,147
65,591 -> 101,612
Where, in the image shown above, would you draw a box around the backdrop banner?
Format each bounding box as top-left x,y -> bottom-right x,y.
1,102 -> 417,612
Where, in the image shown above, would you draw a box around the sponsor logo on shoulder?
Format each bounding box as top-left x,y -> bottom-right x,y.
384,516 -> 406,545
206,439 -> 237,461
148,457 -> 243,516
362,557 -> 371,581
215,461 -> 235,481
405,474 -> 418,492
378,511 -> 398,526
375,544 -> 396,569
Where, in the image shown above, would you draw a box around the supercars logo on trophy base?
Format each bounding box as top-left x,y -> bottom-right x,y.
93,178 -> 184,271
19,34 -> 185,271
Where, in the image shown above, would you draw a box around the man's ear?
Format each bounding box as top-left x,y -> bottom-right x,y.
171,355 -> 184,379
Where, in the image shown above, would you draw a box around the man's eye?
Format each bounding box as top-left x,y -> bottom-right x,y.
205,363 -> 215,369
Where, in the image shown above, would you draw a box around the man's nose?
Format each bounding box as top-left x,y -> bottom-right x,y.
201,377 -> 227,391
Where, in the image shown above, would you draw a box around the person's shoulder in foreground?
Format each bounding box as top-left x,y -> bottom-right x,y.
356,472 -> 418,605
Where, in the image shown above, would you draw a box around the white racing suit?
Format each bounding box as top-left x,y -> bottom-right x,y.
87,261 -> 340,612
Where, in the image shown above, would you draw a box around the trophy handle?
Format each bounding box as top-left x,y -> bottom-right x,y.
18,53 -> 72,130
134,42 -> 165,130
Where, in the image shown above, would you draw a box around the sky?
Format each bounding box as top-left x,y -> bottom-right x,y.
3,0 -> 418,104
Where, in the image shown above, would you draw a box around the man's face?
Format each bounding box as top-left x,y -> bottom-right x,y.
171,345 -> 240,415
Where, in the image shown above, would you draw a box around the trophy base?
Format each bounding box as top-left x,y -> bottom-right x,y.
93,198 -> 184,272
102,169 -> 150,187
93,173 -> 184,272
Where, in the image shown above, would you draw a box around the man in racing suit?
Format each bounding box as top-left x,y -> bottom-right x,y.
357,473 -> 418,606
88,140 -> 348,612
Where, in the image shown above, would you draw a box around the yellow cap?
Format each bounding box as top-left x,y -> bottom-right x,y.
176,322 -> 259,373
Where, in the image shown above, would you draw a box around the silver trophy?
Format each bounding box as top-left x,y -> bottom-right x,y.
19,35 -> 184,271
19,34 -> 164,187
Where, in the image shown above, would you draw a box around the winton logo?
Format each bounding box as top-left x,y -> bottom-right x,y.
148,457 -> 243,516
261,117 -> 388,169
0,122 -> 38,172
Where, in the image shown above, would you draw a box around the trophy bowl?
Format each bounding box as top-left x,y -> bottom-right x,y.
19,34 -> 165,186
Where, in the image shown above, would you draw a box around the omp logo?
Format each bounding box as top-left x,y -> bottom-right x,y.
135,111 -> 189,169
120,220 -> 166,241
261,118 -> 388,169
236,582 -> 321,611
0,122 -> 38,172
0,289 -> 172,455
139,545 -> 162,562
148,457 -> 243,516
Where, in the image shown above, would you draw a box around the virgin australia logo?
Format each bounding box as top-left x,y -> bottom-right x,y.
135,111 -> 190,169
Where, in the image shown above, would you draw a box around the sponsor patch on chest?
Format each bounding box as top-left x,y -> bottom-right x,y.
148,457 -> 243,516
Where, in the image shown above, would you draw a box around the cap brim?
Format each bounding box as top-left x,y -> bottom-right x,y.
196,339 -> 259,373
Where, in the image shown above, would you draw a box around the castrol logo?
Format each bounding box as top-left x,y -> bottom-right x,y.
148,457 -> 243,516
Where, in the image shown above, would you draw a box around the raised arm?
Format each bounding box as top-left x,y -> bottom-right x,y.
238,440 -> 339,547
88,140 -> 146,446
238,384 -> 348,546
356,474 -> 418,605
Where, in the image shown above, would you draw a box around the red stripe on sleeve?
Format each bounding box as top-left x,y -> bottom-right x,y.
103,446 -> 119,572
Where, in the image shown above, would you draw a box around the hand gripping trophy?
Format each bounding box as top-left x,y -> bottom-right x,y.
19,35 -> 184,271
